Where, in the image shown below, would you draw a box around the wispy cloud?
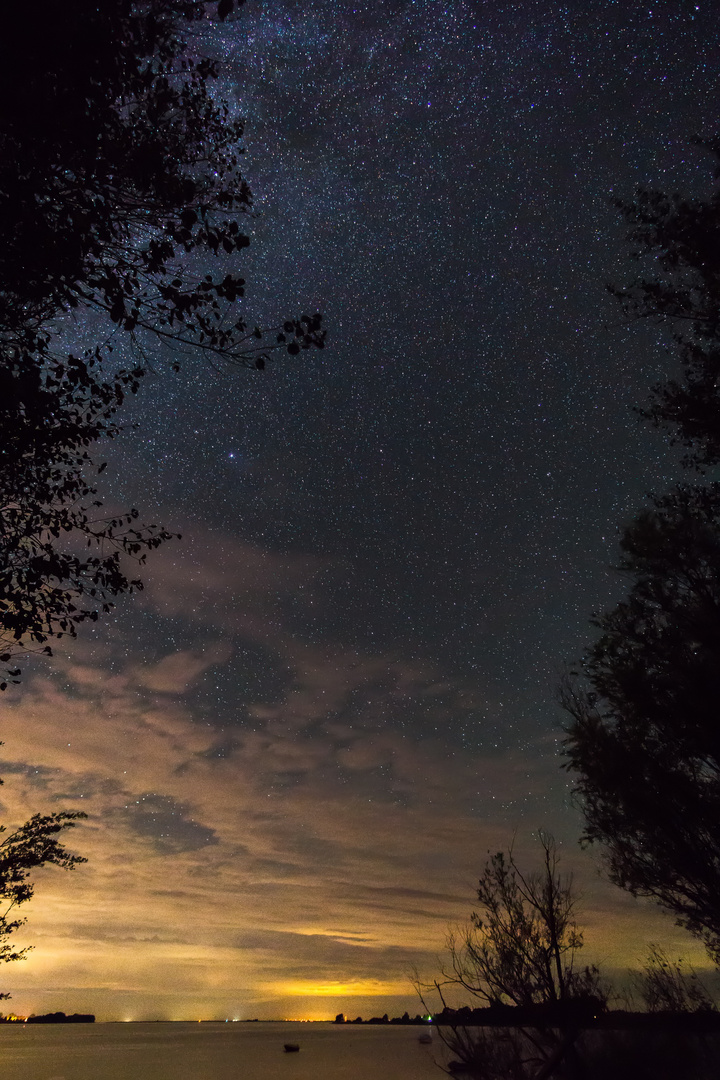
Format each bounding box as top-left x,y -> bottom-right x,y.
0,525 -> 700,1018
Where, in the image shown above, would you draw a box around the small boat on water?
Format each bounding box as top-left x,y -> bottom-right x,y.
418,1033 -> 433,1044
283,1043 -> 300,1053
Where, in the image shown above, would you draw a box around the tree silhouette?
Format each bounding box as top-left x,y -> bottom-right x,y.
415,833 -> 604,1079
0,801 -> 86,999
1,0 -> 324,370
563,140 -> 720,964
632,944 -> 717,1014
443,834 -> 602,1011
0,354 -> 176,686
1,1 -> 324,680
612,140 -> 720,468
562,483 -> 720,961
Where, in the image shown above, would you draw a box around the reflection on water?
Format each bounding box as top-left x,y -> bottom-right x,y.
0,1021 -> 444,1080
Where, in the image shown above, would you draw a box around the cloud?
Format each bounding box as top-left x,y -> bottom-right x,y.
111,793 -> 219,853
135,644 -> 233,694
136,526 -> 327,638
0,524 -> 690,1020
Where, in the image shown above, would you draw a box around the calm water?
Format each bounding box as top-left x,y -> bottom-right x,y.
0,1021 -> 445,1080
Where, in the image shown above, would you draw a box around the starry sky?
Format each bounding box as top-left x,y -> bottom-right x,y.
2,0 -> 720,1021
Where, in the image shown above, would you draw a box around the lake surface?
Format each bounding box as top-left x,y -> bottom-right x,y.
0,1021 -> 445,1080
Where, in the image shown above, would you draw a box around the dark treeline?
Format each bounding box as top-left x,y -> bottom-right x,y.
334,1011 -> 430,1025
426,1004 -> 720,1032
336,1003 -> 720,1031
0,1012 -> 94,1023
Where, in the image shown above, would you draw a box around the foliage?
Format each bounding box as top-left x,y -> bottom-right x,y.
611,140 -> 720,468
442,833 -> 603,1011
0,802 -> 86,999
562,483 -> 720,960
415,833 -> 605,1078
0,354 -> 176,685
632,945 -> 717,1014
0,1 -> 325,681
563,141 -> 720,965
1,0 -> 325,370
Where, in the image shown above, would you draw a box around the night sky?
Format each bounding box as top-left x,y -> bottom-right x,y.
2,0 -> 720,1020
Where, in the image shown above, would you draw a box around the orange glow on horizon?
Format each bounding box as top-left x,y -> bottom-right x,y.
275,979 -> 411,998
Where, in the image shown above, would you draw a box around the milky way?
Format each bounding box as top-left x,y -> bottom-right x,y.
2,0 -> 719,1019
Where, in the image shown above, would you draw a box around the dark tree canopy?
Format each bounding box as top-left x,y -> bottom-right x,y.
0,802 -> 86,997
563,140 -> 720,962
1,0 -> 324,368
612,140 -> 720,467
0,1 -> 324,681
0,354 -> 175,686
562,484 -> 720,961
